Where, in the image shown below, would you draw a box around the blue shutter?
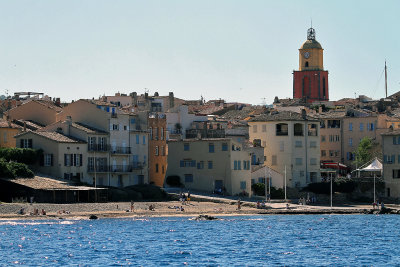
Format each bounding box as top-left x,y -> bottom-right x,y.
191,160 -> 196,167
392,155 -> 395,163
180,160 -> 184,167
384,155 -> 387,164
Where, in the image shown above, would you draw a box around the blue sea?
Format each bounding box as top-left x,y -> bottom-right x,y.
1,215 -> 399,266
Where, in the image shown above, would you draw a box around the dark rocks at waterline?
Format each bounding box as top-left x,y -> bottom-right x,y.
191,214 -> 219,221
89,215 -> 98,220
364,208 -> 400,215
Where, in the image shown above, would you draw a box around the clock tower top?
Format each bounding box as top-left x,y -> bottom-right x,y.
299,27 -> 324,71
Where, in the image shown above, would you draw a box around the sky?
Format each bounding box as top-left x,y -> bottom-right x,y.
0,0 -> 399,105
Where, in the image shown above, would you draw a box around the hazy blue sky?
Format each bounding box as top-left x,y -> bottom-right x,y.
0,0 -> 399,104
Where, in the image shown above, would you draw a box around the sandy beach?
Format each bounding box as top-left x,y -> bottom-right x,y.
1,198 -> 398,220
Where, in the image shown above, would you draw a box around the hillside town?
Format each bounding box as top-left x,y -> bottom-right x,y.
1,27 -> 400,204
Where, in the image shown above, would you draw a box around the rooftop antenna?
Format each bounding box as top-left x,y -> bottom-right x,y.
385,60 -> 388,98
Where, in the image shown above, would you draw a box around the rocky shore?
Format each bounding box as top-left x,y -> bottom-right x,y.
1,200 -> 399,220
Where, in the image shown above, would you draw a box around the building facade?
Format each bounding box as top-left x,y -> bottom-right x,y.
166,138 -> 252,196
148,114 -> 167,187
248,111 -> 321,188
382,129 -> 400,198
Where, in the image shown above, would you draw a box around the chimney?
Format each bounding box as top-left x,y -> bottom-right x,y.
55,98 -> 61,106
169,92 -> 174,108
130,92 -> 138,106
145,92 -> 148,99
301,109 -> 307,119
66,116 -> 72,135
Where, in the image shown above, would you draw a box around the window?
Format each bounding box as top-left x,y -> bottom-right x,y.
64,154 -> 82,167
272,155 -> 277,166
112,124 -> 119,130
384,155 -> 395,164
131,118 -> 136,124
310,141 -> 317,148
321,150 -> 326,157
234,160 -> 238,170
161,146 -> 165,156
209,143 -> 215,153
310,172 -> 317,183
180,160 -> 196,167
155,146 -> 159,156
185,174 -> 194,183
237,161 -> 241,170
155,128 -> 159,140
368,123 -> 375,131
222,143 -> 228,151
276,123 -> 288,136
149,127 -> 153,140
262,124 -> 267,132
240,181 -> 247,190
184,143 -> 190,151
310,158 -> 317,165
3,132 -> 7,143
321,135 -> 326,142
349,138 -> 353,147
162,165 -> 165,174
359,123 -> 364,131
349,123 -> 353,131
143,136 -> 146,144
20,139 -> 32,148
124,125 -> 127,131
294,123 -> 303,136
305,61 -> 309,67
347,152 -> 355,160
279,141 -> 284,152
44,154 -> 53,166
136,135 -> 139,144
253,125 -> 258,133
208,161 -> 213,169
295,141 -> 302,148
197,161 -> 204,169
161,127 -> 164,140
393,170 -> 400,179
243,160 -> 247,170
155,164 -> 159,173
295,158 -> 302,165
335,135 -> 340,142
308,124 -> 318,136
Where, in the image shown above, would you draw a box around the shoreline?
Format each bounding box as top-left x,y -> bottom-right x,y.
1,200 -> 398,220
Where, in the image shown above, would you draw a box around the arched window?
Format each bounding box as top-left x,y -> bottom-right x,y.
294,123 -> 304,136
305,61 -> 309,67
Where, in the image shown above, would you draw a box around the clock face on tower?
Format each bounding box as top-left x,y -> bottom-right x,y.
304,52 -> 310,59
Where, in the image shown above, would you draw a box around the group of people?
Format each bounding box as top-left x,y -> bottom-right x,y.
372,201 -> 385,210
256,201 -> 268,209
179,191 -> 191,205
17,207 -> 47,216
298,195 -> 316,205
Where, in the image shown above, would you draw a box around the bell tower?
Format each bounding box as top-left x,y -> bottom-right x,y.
293,27 -> 329,103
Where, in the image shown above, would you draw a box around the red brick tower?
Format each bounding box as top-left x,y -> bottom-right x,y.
293,27 -> 329,103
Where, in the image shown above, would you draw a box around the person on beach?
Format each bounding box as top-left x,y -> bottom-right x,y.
237,199 -> 241,210
187,191 -> 191,203
257,201 -> 261,209
130,201 -> 134,213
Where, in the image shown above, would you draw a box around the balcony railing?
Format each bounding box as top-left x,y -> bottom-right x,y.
132,162 -> 144,170
88,144 -> 109,152
87,165 -> 109,173
87,164 -> 141,173
111,147 -> 131,154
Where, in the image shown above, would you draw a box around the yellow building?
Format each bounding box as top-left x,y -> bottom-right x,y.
0,119 -> 22,148
166,138 -> 252,196
382,129 -> 400,198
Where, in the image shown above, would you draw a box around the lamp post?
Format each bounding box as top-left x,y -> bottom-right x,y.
284,165 -> 287,201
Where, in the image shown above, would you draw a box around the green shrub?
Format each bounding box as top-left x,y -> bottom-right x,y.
0,159 -> 14,178
303,181 -> 357,195
8,162 -> 34,178
0,148 -> 41,165
252,183 -> 265,196
165,175 -> 182,187
0,158 -> 34,178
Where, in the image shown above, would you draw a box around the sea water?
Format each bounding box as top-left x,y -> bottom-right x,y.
1,215 -> 399,266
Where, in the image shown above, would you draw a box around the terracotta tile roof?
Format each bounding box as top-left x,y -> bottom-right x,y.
247,111 -> 318,122
31,100 -> 63,113
14,119 -> 44,130
314,111 -> 346,119
381,129 -> 400,136
0,119 -> 22,129
72,122 -> 108,134
15,131 -> 85,143
4,175 -> 101,190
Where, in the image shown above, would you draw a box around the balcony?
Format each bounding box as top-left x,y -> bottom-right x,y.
132,162 -> 145,170
111,146 -> 131,155
87,165 -> 109,173
111,113 -> 118,118
88,144 -> 109,152
110,165 -> 133,173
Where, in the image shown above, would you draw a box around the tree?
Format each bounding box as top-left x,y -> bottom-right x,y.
355,137 -> 373,167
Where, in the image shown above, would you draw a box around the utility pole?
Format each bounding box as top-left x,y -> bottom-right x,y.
284,165 -> 287,201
